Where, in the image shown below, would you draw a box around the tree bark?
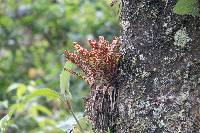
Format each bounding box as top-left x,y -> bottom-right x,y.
90,0 -> 200,132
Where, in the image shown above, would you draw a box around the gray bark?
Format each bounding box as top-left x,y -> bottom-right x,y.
89,0 -> 200,132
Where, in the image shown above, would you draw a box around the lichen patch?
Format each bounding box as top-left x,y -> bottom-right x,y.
174,27 -> 192,48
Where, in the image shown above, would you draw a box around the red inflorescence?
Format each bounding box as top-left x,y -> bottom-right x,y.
64,36 -> 121,87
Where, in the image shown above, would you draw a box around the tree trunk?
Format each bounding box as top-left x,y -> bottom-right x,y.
90,0 -> 200,132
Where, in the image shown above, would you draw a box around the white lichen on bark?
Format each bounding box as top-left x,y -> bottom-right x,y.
174,27 -> 192,48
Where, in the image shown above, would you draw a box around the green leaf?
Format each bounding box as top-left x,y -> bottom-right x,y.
0,113 -> 12,133
23,88 -> 61,101
17,84 -> 26,98
173,0 -> 199,16
107,127 -> 111,133
37,118 -> 57,128
60,62 -> 73,100
7,83 -> 22,92
29,104 -> 52,116
7,83 -> 26,99
10,103 -> 25,113
0,106 -> 17,133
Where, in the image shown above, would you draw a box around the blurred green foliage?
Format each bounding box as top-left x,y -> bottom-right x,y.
0,0 -> 119,132
173,0 -> 199,16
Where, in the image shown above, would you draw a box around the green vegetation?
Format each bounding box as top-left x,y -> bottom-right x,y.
0,0 -> 119,132
173,0 -> 199,16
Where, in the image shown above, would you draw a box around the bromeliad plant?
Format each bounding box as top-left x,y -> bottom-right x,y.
64,36 -> 121,88
64,36 -> 121,126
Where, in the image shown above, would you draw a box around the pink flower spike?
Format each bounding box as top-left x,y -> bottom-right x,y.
64,36 -> 121,87
88,39 -> 98,49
